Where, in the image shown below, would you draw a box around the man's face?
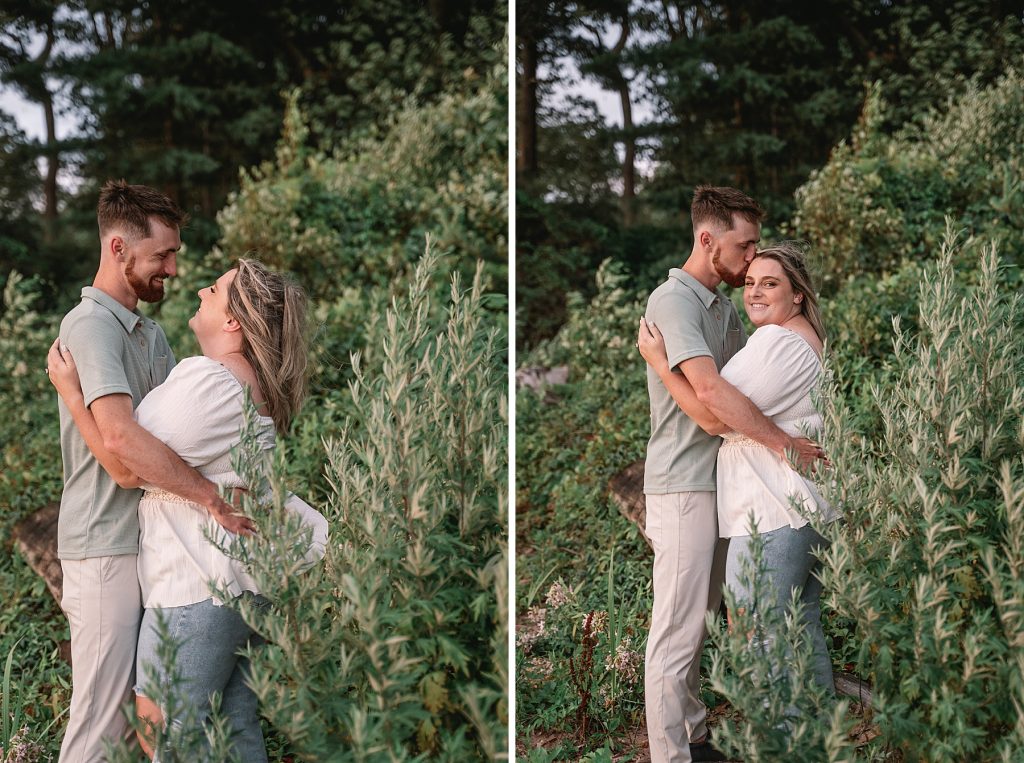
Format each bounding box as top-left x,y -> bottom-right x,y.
710,214 -> 760,288
122,218 -> 181,303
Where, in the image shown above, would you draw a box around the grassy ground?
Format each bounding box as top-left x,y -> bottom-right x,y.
0,540 -> 70,757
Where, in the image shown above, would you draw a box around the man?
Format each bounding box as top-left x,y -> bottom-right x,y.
55,180 -> 251,762
642,185 -> 820,763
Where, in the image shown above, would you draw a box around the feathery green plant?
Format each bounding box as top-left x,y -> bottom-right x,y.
215,244 -> 507,760
705,525 -> 854,763
817,230 -> 1024,760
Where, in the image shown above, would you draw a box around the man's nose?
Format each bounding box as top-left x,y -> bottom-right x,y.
164,254 -> 178,277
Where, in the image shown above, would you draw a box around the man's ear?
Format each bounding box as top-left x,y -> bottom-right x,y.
700,230 -> 712,249
107,235 -> 126,261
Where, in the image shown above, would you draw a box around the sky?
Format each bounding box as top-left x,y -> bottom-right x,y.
1,88 -> 55,141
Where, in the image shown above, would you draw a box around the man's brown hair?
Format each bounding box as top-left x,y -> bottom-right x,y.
97,179 -> 188,241
690,185 -> 765,231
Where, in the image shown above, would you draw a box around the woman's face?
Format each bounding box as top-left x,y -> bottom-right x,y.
743,257 -> 802,328
188,268 -> 238,341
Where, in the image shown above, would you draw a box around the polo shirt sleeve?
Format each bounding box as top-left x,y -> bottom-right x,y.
62,314 -> 132,408
648,291 -> 712,371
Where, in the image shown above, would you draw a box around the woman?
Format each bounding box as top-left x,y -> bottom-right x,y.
638,242 -> 839,695
48,259 -> 324,760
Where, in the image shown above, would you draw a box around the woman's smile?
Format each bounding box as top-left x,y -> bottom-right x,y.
743,258 -> 800,327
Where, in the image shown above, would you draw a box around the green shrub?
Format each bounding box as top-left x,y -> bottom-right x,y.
216,51 -> 508,304
816,232 -> 1024,760
212,247 -> 507,760
516,261 -> 657,754
0,272 -> 63,515
706,526 -> 855,763
793,66 -> 1024,295
791,87 -> 950,291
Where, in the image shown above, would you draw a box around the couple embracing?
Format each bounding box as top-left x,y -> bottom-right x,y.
638,186 -> 839,763
48,180 -> 326,761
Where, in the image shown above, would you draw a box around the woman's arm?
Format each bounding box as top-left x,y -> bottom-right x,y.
637,318 -> 729,435
47,338 -> 141,489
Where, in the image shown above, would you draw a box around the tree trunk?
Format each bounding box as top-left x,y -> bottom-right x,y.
517,37 -> 538,179
42,90 -> 58,242
13,503 -> 63,605
612,13 -> 636,226
608,459 -> 651,549
34,24 -> 59,243
619,82 -> 636,226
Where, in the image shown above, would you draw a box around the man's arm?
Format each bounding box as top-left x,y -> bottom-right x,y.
62,395 -> 141,489
679,355 -> 821,469
653,364 -> 728,435
48,339 -> 139,488
91,394 -> 254,534
638,316 -> 727,435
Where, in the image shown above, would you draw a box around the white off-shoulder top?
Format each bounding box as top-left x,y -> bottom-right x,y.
717,324 -> 839,538
133,355 -> 324,608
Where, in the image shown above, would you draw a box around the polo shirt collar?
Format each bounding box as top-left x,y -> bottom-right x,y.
81,286 -> 142,333
668,268 -> 720,309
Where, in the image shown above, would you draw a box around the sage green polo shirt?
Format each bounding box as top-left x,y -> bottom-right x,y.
644,268 -> 746,494
57,287 -> 175,560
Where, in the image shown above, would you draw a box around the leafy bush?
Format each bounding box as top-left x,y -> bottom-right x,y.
0,273 -> 68,763
214,248 -> 507,760
514,190 -> 685,352
793,66 -> 1024,294
217,51 -> 508,304
0,274 -> 63,515
516,261 -> 659,755
814,233 -> 1024,760
791,87 -> 948,291
706,526 -> 854,763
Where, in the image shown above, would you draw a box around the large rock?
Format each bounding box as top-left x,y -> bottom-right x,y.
608,459 -> 651,548
13,502 -> 62,605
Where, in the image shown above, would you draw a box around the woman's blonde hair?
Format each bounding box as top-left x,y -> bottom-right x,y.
227,258 -> 309,434
752,241 -> 827,343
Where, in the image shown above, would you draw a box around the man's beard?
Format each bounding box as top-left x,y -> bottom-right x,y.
124,255 -> 165,302
712,248 -> 747,288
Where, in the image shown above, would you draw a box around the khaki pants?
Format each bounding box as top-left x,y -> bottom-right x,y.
644,492 -> 728,763
59,555 -> 142,763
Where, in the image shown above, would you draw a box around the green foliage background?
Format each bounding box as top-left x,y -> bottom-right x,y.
0,15 -> 508,763
516,62 -> 1024,761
